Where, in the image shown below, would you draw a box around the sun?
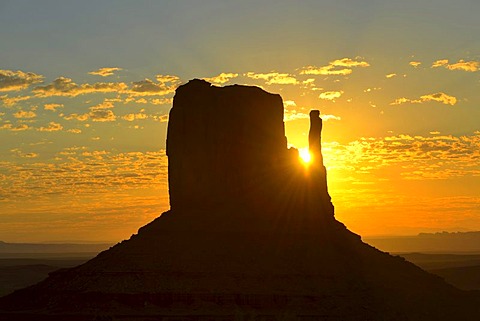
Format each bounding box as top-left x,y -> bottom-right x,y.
298,147 -> 312,165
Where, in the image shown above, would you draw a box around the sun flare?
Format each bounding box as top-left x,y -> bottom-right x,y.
299,148 -> 312,164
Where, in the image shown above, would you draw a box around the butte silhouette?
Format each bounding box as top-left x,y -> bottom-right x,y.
1,79 -> 479,320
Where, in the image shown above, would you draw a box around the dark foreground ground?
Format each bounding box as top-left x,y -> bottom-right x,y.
1,251 -> 479,298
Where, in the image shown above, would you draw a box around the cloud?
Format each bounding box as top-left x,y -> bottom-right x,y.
63,101 -> 117,122
151,98 -> 173,105
152,114 -> 169,122
390,92 -> 457,106
44,103 -> 64,111
322,133 -> 480,181
385,73 -> 397,79
0,123 -> 31,131
244,72 -> 299,85
390,97 -> 412,105
13,110 -> 36,119
432,59 -> 449,68
420,93 -> 457,105
90,100 -> 115,109
300,57 -> 369,76
301,65 -> 352,76
330,58 -> 370,68
322,114 -> 342,121
10,148 -> 39,158
447,60 -> 479,72
63,113 -> 90,121
0,94 -> 31,107
319,90 -> 343,100
155,75 -> 181,84
33,77 -> 128,97
129,78 -> 177,96
67,128 -> 82,134
204,73 -> 239,84
37,122 -> 63,132
89,109 -> 116,122
88,67 -> 122,77
0,69 -> 44,92
122,112 -> 148,121
283,100 -> 341,122
409,61 -> 421,68
432,59 -> 479,72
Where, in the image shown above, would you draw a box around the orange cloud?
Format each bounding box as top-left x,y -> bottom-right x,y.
420,92 -> 457,105
122,112 -> 148,121
432,59 -> 449,68
0,94 -> 31,107
409,61 -> 421,68
390,92 -> 457,106
204,73 -> 239,84
129,78 -> 176,96
13,110 -> 36,119
0,69 -> 44,92
155,74 -> 181,84
37,122 -> 63,132
319,90 -> 343,100
88,67 -> 122,77
33,77 -> 128,97
89,109 -> 116,122
245,72 -> 299,85
432,59 -> 479,72
0,123 -> 31,131
44,103 -> 64,111
301,57 -> 370,76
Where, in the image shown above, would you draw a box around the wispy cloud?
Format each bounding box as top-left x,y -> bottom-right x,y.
88,109 -> 116,122
33,77 -> 128,97
88,67 -> 122,77
0,123 -> 31,131
319,90 -> 343,100
432,59 -> 479,72
122,111 -> 148,121
0,94 -> 31,107
300,57 -> 369,76
283,100 -> 341,122
390,92 -> 457,106
13,110 -> 36,119
420,93 -> 457,105
204,73 -> 239,84
0,70 -> 44,92
44,103 -> 64,111
33,77 -> 177,98
323,133 -> 480,180
129,78 -> 177,96
37,121 -> 63,132
409,61 -> 421,68
245,72 -> 299,85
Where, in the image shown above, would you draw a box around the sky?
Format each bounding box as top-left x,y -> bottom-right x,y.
1,0 -> 479,242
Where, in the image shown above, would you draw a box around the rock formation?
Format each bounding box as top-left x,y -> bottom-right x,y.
1,80 -> 479,321
166,79 -> 334,224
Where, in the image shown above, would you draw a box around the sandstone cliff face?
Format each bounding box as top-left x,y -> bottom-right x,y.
167,79 -> 287,210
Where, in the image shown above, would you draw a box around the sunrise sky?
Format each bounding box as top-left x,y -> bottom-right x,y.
1,0 -> 479,242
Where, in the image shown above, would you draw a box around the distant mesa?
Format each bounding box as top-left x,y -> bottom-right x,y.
1,79 -> 479,320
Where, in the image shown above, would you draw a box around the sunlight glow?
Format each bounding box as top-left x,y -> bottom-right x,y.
299,148 -> 312,164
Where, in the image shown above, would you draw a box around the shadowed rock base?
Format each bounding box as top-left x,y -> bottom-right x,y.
1,80 -> 479,320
